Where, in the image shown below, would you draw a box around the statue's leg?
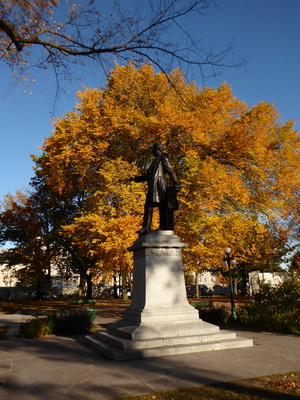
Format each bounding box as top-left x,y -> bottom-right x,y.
159,203 -> 174,230
159,203 -> 166,230
167,208 -> 175,230
137,205 -> 153,234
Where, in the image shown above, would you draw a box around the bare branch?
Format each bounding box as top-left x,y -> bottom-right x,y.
0,0 -> 248,90
0,19 -> 24,51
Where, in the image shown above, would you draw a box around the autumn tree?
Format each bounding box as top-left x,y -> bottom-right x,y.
0,172 -> 99,297
62,158 -> 144,299
0,187 -> 60,297
31,167 -> 106,299
290,250 -> 300,274
0,0 -> 246,89
36,63 -> 300,288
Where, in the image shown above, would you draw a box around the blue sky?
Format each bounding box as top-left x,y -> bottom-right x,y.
1,0 -> 299,202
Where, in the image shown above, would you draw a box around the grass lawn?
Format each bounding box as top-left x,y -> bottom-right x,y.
0,298 -> 130,314
113,372 -> 300,400
0,296 -> 246,315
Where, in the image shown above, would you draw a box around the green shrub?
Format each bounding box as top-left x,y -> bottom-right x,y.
198,305 -> 230,325
51,310 -> 94,336
238,274 -> 300,334
20,316 -> 54,338
20,309 -> 94,338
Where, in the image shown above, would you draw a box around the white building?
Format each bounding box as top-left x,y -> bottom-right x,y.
248,270 -> 285,295
0,262 -> 20,287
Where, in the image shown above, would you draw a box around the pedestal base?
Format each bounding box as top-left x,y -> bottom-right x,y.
85,231 -> 253,360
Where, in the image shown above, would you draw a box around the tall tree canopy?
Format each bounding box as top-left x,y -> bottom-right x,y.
36,63 -> 300,277
0,0 -> 245,87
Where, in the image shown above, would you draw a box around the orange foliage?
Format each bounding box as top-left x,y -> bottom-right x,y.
37,63 -> 300,276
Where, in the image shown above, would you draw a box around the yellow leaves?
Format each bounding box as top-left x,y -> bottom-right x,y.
60,157 -> 144,273
34,62 -> 300,276
75,87 -> 103,114
181,211 -> 273,273
63,211 -> 140,273
94,158 -> 144,212
181,156 -> 249,214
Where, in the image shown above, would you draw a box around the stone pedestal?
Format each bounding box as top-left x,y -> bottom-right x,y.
85,231 -> 253,360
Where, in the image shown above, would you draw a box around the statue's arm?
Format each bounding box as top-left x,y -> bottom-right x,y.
132,174 -> 148,183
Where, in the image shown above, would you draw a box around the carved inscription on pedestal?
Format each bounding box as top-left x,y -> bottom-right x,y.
148,247 -> 180,256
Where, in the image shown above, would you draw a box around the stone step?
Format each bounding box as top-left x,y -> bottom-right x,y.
95,330 -> 238,350
85,333 -> 253,361
106,319 -> 221,340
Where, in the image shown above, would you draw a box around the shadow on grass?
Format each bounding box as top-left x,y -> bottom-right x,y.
116,381 -> 300,400
214,380 -> 299,400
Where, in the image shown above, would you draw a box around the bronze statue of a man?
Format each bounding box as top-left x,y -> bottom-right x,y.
133,143 -> 180,235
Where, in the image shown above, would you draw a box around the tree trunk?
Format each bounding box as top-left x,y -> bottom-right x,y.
86,274 -> 93,299
128,273 -> 133,293
121,273 -> 128,301
36,276 -> 43,300
79,274 -> 86,298
195,272 -> 199,299
113,274 -> 118,299
47,265 -> 53,300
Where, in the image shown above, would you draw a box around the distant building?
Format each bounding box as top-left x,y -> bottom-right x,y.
0,261 -> 20,287
186,270 -> 229,296
0,248 -> 81,299
248,270 -> 285,295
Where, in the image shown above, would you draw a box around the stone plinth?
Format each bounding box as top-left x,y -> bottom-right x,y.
85,231 -> 253,360
123,230 -> 198,325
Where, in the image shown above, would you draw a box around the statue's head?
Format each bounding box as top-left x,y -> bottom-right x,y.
152,143 -> 164,157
